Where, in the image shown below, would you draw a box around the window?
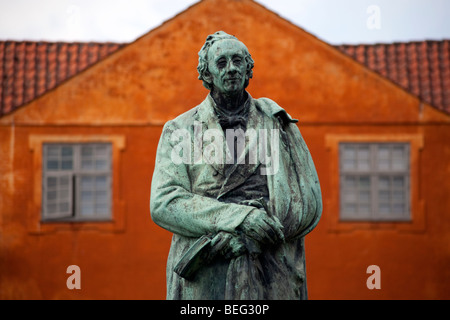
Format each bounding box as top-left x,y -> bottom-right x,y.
339,143 -> 410,221
42,143 -> 112,221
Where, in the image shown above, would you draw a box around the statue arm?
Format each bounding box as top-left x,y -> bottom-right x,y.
150,121 -> 255,238
287,122 -> 323,239
275,120 -> 322,241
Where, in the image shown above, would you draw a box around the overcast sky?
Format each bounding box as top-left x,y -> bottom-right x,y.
0,0 -> 449,45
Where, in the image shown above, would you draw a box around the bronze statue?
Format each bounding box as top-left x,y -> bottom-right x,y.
150,31 -> 322,299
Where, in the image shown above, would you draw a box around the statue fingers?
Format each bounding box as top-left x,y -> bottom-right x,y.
244,225 -> 266,244
224,237 -> 246,259
239,210 -> 281,244
211,232 -> 232,253
254,222 -> 278,245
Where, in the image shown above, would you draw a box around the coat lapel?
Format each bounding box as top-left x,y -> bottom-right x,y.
195,95 -> 227,176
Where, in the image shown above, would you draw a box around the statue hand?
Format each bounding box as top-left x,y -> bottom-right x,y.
239,209 -> 285,245
210,232 -> 246,259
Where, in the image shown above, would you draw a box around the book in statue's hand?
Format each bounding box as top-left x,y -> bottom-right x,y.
173,234 -> 214,280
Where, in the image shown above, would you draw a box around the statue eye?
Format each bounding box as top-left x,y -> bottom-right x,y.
233,58 -> 242,65
217,59 -> 227,69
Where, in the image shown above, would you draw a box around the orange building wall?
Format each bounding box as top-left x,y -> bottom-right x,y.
304,124 -> 450,299
1,0 -> 449,299
1,126 -> 169,299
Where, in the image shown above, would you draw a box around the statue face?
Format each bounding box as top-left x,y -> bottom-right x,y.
206,39 -> 248,96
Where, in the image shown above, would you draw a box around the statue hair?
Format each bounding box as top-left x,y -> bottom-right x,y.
197,31 -> 254,90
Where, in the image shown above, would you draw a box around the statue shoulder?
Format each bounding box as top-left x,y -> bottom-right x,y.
164,104 -> 203,131
253,97 -> 299,125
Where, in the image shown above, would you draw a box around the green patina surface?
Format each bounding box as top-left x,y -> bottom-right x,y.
150,31 -> 322,300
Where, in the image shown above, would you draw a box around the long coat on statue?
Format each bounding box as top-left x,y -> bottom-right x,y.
150,93 -> 322,299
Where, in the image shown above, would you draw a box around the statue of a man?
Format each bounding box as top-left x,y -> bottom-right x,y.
150,31 -> 322,300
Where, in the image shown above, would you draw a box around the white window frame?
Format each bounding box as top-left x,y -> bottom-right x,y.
325,134 -> 424,233
339,143 -> 411,221
42,143 -> 112,222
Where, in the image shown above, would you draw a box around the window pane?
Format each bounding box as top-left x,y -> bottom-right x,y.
43,173 -> 73,220
60,176 -> 70,187
344,190 -> 357,203
392,145 -> 405,158
393,176 -> 404,188
47,190 -> 57,201
341,144 -> 356,171
47,203 -> 57,214
81,145 -> 93,157
95,176 -> 107,189
96,190 -> 108,203
377,145 -> 390,170
95,159 -> 107,170
392,157 -> 406,171
343,159 -> 356,170
378,145 -> 390,159
81,176 -> 94,189
59,189 -> 69,199
357,160 -> 370,171
359,176 -> 370,188
393,190 -> 404,203
359,203 -> 370,214
344,176 -> 356,188
78,174 -> 110,218
47,176 -> 57,188
357,146 -> 370,171
379,190 -> 390,203
344,203 -> 357,214
81,159 -> 94,170
80,203 -> 94,216
378,176 -> 390,189
45,145 -> 75,171
47,146 -> 59,157
61,146 -> 73,157
59,202 -> 70,212
81,190 -> 93,202
79,175 -> 95,218
379,203 -> 390,214
95,145 -> 108,156
61,160 -> 73,170
95,203 -> 109,215
47,160 -> 59,170
393,203 -> 405,214
79,143 -> 111,172
342,145 -> 356,158
359,190 -> 370,202
357,146 -> 370,158
378,159 -> 390,170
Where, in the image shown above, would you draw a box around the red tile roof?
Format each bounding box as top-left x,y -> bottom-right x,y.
0,40 -> 449,116
336,40 -> 450,114
0,41 -> 123,116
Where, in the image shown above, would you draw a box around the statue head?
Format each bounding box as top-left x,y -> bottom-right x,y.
197,31 -> 254,94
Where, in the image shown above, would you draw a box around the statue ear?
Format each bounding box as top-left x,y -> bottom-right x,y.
203,71 -> 212,83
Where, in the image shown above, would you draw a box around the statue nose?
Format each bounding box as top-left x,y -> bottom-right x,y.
226,61 -> 238,73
